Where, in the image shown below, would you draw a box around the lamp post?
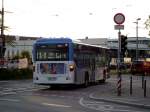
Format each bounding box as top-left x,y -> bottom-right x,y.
134,18 -> 141,61
1,0 -> 4,36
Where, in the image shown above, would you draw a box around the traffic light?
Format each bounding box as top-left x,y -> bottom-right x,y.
0,46 -> 2,58
121,35 -> 127,57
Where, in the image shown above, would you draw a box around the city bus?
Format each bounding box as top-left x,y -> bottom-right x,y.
32,38 -> 110,87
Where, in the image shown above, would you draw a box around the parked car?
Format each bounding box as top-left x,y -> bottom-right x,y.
0,59 -> 8,69
130,60 -> 150,75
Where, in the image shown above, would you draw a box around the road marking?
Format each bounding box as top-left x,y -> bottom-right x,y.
79,97 -> 143,112
0,81 -> 12,83
1,92 -> 16,95
79,97 -> 89,108
0,99 -> 20,102
42,103 -> 72,108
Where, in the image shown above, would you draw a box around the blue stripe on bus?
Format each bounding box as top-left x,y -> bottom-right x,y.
35,38 -> 73,44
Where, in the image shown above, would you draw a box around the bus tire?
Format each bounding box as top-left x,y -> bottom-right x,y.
98,79 -> 105,83
101,79 -> 106,83
83,72 -> 89,88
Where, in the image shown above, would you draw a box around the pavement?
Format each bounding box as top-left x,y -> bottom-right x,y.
90,75 -> 150,109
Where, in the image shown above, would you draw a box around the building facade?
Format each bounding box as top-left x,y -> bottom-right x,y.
80,37 -> 150,61
4,35 -> 39,59
4,35 -> 150,62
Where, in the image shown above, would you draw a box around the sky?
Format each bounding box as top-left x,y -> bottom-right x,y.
2,0 -> 150,39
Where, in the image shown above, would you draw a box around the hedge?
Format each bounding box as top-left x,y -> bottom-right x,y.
0,68 -> 33,80
110,69 -> 131,75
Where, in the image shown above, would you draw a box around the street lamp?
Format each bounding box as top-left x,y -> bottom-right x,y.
134,18 -> 141,61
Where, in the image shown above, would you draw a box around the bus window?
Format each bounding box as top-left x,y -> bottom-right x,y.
36,44 -> 68,61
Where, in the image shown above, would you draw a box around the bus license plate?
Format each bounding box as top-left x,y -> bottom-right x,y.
47,77 -> 57,81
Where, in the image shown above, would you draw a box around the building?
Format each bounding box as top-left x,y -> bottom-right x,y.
80,37 -> 150,61
4,35 -> 150,61
4,35 -> 39,59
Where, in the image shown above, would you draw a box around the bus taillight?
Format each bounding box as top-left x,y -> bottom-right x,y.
69,64 -> 75,71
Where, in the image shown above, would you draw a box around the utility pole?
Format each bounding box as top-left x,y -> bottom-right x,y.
0,0 -> 5,59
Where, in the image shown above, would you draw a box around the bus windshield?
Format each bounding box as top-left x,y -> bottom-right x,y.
35,43 -> 69,61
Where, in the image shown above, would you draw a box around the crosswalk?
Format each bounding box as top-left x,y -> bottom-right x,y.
0,87 -> 47,96
0,83 -> 48,96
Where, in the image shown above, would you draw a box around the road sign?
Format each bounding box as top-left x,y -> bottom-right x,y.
114,13 -> 125,25
114,25 -> 124,30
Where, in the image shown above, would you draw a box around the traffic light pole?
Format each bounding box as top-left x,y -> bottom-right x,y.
117,29 -> 122,96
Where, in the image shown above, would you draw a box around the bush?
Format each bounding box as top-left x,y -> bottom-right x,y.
0,68 -> 33,80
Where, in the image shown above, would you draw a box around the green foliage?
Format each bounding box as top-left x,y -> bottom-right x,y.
145,15 -> 150,36
21,50 -> 33,65
0,68 -> 33,80
110,69 -> 130,75
5,35 -> 16,47
21,50 -> 30,58
12,55 -> 20,60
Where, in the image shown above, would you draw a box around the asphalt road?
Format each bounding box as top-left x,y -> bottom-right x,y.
0,76 -> 150,112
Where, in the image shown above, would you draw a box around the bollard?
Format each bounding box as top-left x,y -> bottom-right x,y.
117,71 -> 121,96
142,74 -> 145,89
130,76 -> 132,95
144,80 -> 146,97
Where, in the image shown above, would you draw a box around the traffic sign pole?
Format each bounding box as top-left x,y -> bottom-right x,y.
114,13 -> 125,96
117,29 -> 121,96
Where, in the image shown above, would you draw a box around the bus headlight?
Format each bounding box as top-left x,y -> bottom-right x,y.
69,64 -> 74,71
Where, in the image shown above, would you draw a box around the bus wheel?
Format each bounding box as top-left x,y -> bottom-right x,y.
50,85 -> 59,89
83,72 -> 89,88
98,79 -> 105,84
101,79 -> 106,83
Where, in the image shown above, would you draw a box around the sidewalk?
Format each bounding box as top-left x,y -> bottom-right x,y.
90,75 -> 150,109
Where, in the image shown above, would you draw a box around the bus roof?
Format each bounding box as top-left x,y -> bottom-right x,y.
35,37 -> 72,44
72,39 -> 109,49
34,37 -> 109,49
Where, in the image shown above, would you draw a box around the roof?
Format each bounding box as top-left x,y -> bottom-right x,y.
4,35 -> 40,42
79,37 -> 150,50
79,38 -> 108,45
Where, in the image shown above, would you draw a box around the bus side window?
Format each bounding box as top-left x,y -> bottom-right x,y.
74,53 -> 79,67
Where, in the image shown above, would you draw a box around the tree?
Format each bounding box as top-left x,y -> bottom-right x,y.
145,15 -> 150,36
21,50 -> 32,64
21,50 -> 31,59
0,16 -> 16,47
5,36 -> 16,46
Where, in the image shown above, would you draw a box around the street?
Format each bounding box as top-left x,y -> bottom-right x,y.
0,75 -> 150,112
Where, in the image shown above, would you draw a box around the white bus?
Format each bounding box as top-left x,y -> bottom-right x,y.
32,38 -> 110,87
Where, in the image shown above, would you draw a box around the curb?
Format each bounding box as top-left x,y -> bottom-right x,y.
89,93 -> 150,109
